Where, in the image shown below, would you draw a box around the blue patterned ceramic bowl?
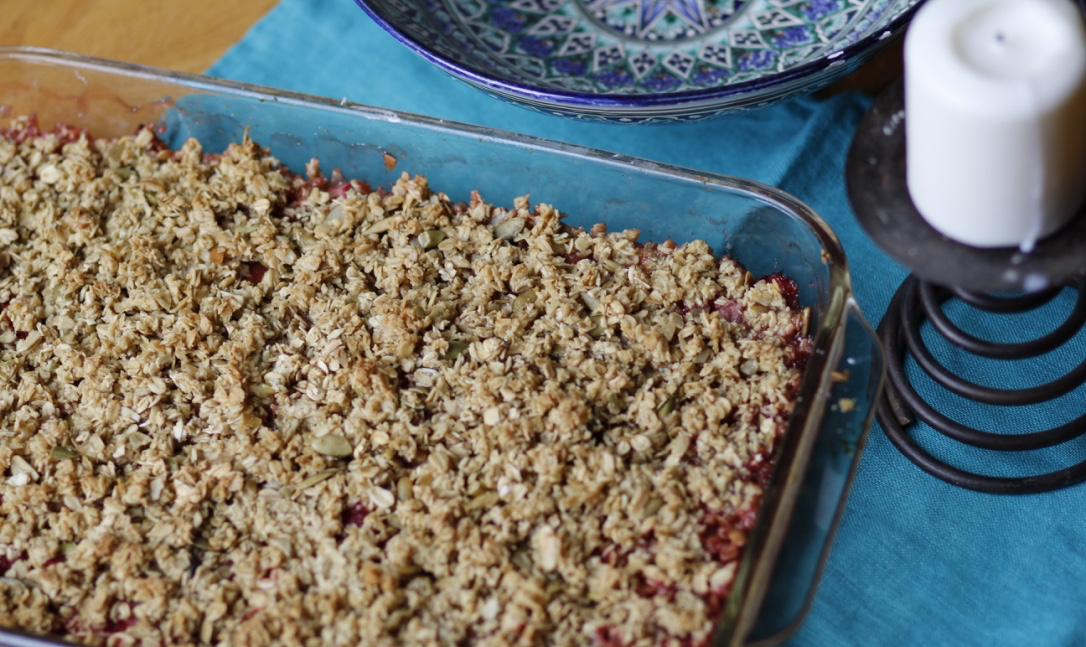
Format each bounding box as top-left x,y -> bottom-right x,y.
354,0 -> 922,122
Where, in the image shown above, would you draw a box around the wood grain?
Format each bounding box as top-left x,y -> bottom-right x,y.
0,0 -> 279,73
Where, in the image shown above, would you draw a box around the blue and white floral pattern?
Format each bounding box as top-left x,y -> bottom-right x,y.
356,0 -> 921,122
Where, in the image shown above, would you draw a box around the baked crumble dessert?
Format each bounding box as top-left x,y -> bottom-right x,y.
0,117 -> 811,647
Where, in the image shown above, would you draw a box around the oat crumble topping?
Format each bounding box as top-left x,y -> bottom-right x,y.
0,117 -> 811,647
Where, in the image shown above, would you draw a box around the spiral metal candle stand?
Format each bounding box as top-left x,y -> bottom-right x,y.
847,83 -> 1086,494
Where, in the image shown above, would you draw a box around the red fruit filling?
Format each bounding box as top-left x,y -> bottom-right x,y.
239,261 -> 267,284
342,502 -> 371,528
0,550 -> 27,575
593,625 -> 629,647
762,272 -> 800,310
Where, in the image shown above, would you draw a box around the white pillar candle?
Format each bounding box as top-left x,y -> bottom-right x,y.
904,0 -> 1086,249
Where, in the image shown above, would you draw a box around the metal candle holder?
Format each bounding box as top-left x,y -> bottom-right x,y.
846,82 -> 1086,494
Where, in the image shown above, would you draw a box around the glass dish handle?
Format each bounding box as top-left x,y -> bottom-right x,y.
744,297 -> 886,646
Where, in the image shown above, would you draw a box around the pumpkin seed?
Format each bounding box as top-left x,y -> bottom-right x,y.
656,396 -> 675,419
250,383 -> 276,398
493,217 -> 525,240
370,486 -> 395,509
586,314 -> 606,337
298,468 -> 340,490
298,231 -> 318,249
311,434 -> 354,458
417,229 -> 446,250
513,289 -> 536,311
125,431 -> 152,448
444,340 -> 469,360
0,577 -> 33,588
50,446 -> 80,460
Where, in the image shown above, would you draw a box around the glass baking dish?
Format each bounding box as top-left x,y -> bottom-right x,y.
0,47 -> 883,647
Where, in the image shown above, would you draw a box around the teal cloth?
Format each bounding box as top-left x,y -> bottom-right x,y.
208,1 -> 1086,645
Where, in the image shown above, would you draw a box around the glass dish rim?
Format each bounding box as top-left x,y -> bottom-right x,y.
0,46 -> 854,287
0,45 -> 871,647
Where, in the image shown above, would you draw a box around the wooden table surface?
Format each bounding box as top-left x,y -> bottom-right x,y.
0,0 -> 901,94
0,0 -> 279,73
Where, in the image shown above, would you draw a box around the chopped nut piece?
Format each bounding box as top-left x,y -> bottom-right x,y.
466,491 -> 499,511
370,487 -> 396,510
396,476 -> 414,501
37,163 -> 62,184
533,526 -> 561,572
9,456 -> 37,480
365,215 -> 397,234
600,257 -> 622,273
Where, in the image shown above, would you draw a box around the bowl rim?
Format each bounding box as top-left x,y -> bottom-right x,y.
353,0 -> 921,112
